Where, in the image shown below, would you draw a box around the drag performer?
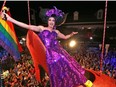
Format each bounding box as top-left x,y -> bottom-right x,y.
1,6 -> 93,87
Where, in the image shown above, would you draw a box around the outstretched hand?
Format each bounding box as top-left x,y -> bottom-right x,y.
0,6 -> 10,21
72,32 -> 78,35
0,11 -> 11,21
70,32 -> 78,38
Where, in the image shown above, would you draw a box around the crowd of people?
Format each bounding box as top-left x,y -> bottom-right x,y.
1,43 -> 116,87
1,47 -> 49,87
74,46 -> 116,79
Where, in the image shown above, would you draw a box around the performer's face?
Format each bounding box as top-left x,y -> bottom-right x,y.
48,17 -> 55,28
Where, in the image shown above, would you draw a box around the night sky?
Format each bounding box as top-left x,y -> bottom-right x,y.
0,1 -> 110,22
0,1 -> 116,37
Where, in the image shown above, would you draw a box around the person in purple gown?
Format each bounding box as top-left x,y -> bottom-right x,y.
1,6 -> 93,87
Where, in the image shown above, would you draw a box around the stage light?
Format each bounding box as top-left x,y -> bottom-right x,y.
90,36 -> 93,40
22,37 -> 26,41
69,40 -> 76,48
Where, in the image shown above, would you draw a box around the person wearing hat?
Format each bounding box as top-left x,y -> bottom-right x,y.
1,6 -> 93,87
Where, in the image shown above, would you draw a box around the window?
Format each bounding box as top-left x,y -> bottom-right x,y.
97,9 -> 103,19
73,11 -> 79,21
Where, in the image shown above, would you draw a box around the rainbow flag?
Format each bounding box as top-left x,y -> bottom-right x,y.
0,11 -> 23,61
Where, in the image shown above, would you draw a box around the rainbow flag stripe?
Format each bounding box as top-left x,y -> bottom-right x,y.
0,17 -> 20,60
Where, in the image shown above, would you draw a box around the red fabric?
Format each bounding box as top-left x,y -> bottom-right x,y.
26,30 -> 48,82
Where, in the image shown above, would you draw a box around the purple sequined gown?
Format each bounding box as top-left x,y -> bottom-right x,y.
38,30 -> 87,87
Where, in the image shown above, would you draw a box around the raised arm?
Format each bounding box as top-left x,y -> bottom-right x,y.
56,30 -> 78,39
1,12 -> 43,32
